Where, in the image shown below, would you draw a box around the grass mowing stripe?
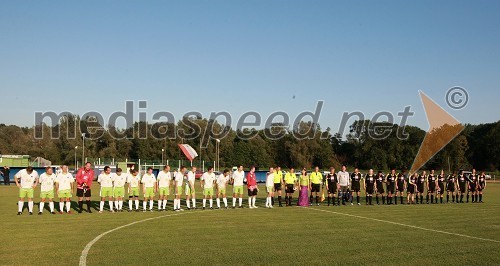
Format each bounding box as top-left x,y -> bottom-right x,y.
304,207 -> 500,244
79,211 -> 195,266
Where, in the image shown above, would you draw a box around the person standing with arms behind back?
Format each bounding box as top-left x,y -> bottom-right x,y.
76,162 -> 95,213
1,166 -> 11,185
273,166 -> 284,207
309,167 -> 322,206
337,165 -> 350,206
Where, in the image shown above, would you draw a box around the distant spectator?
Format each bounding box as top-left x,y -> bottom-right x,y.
1,166 -> 10,185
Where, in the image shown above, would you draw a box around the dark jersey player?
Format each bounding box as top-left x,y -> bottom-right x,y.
416,171 -> 426,204
446,172 -> 458,203
395,171 -> 406,205
467,169 -> 478,203
437,170 -> 446,204
325,167 -> 338,206
375,171 -> 385,205
364,169 -> 376,205
350,169 -> 362,205
457,171 -> 468,203
385,169 -> 397,205
478,171 -> 486,203
426,170 -> 437,204
407,173 -> 417,204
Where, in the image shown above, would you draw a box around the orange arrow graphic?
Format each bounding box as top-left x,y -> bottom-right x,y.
409,91 -> 465,174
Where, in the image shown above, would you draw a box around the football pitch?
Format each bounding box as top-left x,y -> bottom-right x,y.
1,183 -> 499,266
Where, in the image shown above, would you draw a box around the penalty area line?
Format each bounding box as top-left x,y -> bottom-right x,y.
304,207 -> 500,244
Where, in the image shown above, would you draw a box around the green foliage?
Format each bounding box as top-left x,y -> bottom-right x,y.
0,118 -> 498,171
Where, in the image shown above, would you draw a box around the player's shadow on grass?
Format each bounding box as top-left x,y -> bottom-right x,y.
70,201 -> 98,212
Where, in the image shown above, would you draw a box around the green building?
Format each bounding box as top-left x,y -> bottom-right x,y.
0,155 -> 30,167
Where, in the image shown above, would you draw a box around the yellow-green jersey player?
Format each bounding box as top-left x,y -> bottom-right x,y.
284,168 -> 298,206
157,165 -> 172,211
127,169 -> 141,211
97,166 -> 115,213
273,166 -> 284,207
56,165 -> 74,214
38,166 -> 56,215
112,168 -> 128,212
309,166 -> 323,206
141,167 -> 157,212
15,166 -> 39,215
201,167 -> 216,210
216,169 -> 230,209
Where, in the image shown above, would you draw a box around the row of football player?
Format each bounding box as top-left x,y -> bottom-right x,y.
14,164 -> 487,215
318,167 -> 487,206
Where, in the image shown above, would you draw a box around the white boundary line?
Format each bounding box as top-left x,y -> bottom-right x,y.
79,212 -> 193,266
305,207 -> 500,244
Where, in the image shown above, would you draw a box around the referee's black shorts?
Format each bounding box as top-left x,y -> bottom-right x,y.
274,183 -> 282,191
285,184 -> 295,194
311,184 -> 321,193
77,188 -> 91,197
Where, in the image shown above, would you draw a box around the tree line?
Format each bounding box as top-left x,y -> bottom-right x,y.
0,115 -> 498,171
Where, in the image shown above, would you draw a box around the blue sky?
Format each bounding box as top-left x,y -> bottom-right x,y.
0,0 -> 499,135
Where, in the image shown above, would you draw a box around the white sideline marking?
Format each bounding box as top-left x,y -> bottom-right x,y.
305,207 -> 500,243
79,212 -> 192,266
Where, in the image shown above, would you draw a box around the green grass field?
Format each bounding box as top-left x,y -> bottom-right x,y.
1,183 -> 499,266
